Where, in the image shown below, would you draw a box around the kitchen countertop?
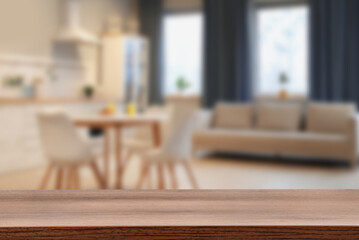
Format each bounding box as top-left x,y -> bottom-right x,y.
0,97 -> 119,105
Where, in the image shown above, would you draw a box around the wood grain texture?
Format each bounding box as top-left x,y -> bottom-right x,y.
1,190 -> 359,239
2,226 -> 359,240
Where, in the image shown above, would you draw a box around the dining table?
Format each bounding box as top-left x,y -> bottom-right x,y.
73,113 -> 168,189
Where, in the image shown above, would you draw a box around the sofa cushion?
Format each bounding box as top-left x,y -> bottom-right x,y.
256,103 -> 302,131
307,103 -> 356,134
213,103 -> 252,129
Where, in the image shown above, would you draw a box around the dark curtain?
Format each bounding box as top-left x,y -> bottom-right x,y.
310,0 -> 359,105
138,0 -> 164,104
203,0 -> 251,108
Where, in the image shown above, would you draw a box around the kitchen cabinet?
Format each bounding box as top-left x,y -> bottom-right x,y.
100,35 -> 149,109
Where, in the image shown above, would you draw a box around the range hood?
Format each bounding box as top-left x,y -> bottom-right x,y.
55,0 -> 99,45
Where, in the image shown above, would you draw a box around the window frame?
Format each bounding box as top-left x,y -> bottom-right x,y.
249,0 -> 310,100
161,10 -> 204,97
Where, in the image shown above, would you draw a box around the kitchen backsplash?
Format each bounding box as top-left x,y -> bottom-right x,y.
0,55 -> 86,98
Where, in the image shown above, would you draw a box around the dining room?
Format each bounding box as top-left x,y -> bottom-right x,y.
0,0 -> 203,191
0,0 -> 180,193
3,0 -> 359,192
3,1 -> 359,238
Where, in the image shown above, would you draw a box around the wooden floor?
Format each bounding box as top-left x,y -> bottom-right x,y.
0,154 -> 358,190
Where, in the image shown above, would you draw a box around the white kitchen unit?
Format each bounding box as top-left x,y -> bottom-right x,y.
0,100 -> 108,174
100,35 -> 149,109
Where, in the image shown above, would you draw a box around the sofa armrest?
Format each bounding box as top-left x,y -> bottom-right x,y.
346,114 -> 358,167
194,110 -> 213,131
347,114 -> 358,141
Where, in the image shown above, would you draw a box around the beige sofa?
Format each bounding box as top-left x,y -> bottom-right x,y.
193,102 -> 358,168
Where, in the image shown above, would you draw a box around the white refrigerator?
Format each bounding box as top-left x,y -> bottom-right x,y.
100,35 -> 149,110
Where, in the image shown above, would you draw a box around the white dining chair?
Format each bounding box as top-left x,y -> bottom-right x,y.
136,112 -> 199,190
121,106 -> 171,175
37,110 -> 106,190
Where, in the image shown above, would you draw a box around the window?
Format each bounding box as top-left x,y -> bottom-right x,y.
254,5 -> 309,97
162,13 -> 203,96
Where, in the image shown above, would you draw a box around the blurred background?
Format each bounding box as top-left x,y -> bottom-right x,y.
0,0 -> 359,190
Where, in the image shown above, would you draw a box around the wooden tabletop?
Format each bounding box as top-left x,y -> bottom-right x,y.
73,113 -> 168,127
1,190 -> 359,239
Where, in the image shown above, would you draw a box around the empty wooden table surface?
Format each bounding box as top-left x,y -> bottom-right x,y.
1,190 -> 359,239
73,114 -> 167,189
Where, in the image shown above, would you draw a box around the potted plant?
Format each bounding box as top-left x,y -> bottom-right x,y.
83,85 -> 95,99
278,72 -> 289,100
176,76 -> 190,94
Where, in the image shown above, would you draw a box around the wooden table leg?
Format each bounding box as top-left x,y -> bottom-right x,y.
157,164 -> 165,189
152,122 -> 162,147
72,166 -> 80,189
103,128 -> 110,188
55,168 -> 64,190
152,122 -> 164,189
115,125 -> 123,189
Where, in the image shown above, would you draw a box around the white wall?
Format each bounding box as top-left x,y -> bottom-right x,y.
0,0 -> 131,95
0,0 -> 131,58
0,0 -> 59,57
164,0 -> 203,12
